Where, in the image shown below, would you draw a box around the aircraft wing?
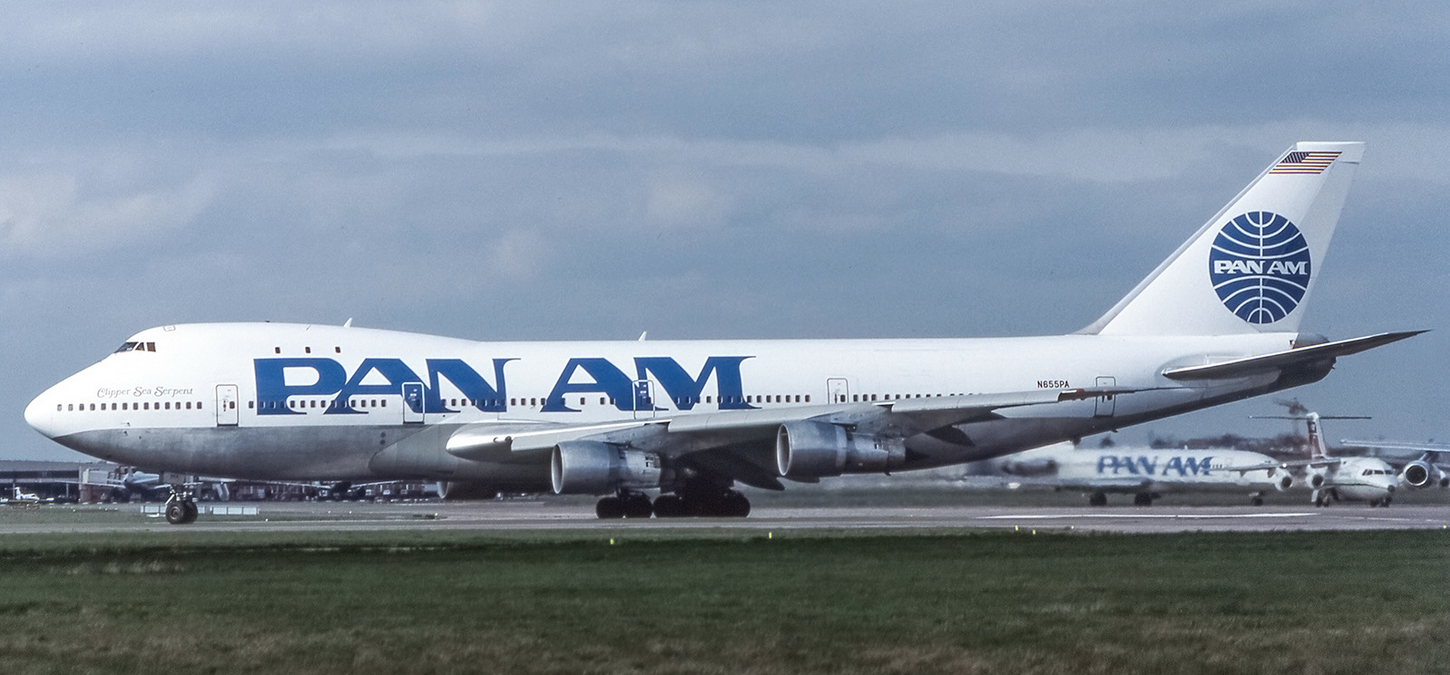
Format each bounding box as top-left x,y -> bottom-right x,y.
1266,458 -> 1341,470
1161,331 -> 1425,380
443,386 -> 1131,476
666,387 -> 1127,437
447,420 -> 666,461
1341,440 -> 1450,451
1340,440 -> 1450,462
1220,460 -> 1285,474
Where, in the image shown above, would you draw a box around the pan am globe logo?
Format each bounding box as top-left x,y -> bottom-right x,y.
1208,211 -> 1311,324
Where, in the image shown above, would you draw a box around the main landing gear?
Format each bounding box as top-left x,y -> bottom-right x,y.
164,486 -> 199,525
594,482 -> 752,519
595,490 -> 654,519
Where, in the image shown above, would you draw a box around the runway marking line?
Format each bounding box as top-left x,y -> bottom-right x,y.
978,512 -> 1319,520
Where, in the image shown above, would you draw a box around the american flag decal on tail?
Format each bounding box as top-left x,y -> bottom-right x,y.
1269,151 -> 1341,175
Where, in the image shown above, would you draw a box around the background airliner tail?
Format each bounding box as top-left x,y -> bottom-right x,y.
1084,141 -> 1365,336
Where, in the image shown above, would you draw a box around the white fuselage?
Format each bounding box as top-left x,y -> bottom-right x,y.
26,322 -> 1320,490
1321,456 -> 1398,503
984,443 -> 1292,495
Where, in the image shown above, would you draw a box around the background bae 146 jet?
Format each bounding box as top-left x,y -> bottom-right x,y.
1240,410 -> 1399,507
25,141 -> 1421,523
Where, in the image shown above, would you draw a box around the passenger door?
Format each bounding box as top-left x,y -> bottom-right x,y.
402,382 -> 425,424
215,384 -> 239,427
1094,376 -> 1116,417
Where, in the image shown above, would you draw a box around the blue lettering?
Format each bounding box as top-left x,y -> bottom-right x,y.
426,358 -> 514,413
331,358 -> 427,414
544,358 -> 636,412
255,358 -> 348,416
1096,456 -> 1119,474
1164,456 -> 1184,476
256,354 -> 755,417
635,356 -> 755,411
1184,456 -> 1212,476
1111,456 -> 1159,475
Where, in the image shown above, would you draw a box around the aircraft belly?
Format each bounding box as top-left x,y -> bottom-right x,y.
1329,483 -> 1388,501
54,426 -> 399,481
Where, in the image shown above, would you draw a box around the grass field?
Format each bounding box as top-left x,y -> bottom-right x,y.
0,529 -> 1446,674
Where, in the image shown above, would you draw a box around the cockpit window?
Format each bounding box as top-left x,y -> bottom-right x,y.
113,341 -> 157,353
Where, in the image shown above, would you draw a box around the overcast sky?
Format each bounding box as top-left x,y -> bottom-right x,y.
3,2 -> 1446,461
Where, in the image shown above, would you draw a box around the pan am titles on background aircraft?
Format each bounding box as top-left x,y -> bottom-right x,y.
25,142 -> 1422,524
965,442 -> 1298,507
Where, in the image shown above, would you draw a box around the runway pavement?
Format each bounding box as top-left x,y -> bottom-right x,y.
1,500 -> 1447,535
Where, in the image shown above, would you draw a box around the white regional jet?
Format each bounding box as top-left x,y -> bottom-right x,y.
25,142 -> 1421,524
967,443 -> 1297,506
1242,412 -> 1399,506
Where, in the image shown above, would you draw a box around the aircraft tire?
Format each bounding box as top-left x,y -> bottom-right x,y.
182,500 -> 199,524
721,490 -> 750,518
1132,493 -> 1152,507
623,493 -> 653,518
1088,492 -> 1107,507
595,497 -> 625,519
165,501 -> 189,525
1251,496 -> 1264,507
652,494 -> 686,518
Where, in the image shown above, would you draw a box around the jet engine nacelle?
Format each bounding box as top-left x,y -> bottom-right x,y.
1400,461 -> 1448,489
1304,468 -> 1327,490
551,441 -> 663,495
775,421 -> 906,478
1271,467 -> 1295,492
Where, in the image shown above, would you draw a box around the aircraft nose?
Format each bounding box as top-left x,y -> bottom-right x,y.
24,391 -> 57,439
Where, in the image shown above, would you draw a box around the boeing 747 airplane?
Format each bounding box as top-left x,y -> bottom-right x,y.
24,142 -> 1420,523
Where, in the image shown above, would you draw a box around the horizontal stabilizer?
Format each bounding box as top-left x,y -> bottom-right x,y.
1161,331 -> 1425,380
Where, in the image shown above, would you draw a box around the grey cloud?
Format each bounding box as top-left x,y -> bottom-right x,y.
2,2 -> 1447,460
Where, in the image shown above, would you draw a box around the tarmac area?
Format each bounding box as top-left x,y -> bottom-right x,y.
1,499 -> 1447,535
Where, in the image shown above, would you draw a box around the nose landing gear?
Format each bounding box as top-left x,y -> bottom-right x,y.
164,486 -> 199,525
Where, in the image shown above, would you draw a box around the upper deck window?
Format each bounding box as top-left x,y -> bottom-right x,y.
114,341 -> 157,353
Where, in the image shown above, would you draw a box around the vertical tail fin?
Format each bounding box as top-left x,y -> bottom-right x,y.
1083,142 -> 1365,336
1305,412 -> 1328,461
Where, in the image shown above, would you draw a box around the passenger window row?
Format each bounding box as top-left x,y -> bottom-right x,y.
848,393 -> 957,402
62,401 -> 202,412
62,393 -> 949,414
249,399 -> 390,410
499,394 -> 815,408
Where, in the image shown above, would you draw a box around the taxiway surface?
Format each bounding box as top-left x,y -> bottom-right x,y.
1,501 -> 1447,535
